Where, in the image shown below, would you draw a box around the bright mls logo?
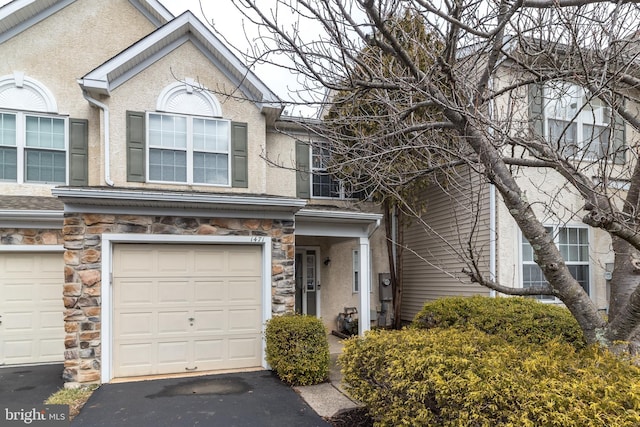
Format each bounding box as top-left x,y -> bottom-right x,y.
1,406 -> 68,426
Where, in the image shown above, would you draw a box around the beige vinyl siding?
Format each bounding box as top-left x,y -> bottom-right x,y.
401,167 -> 491,321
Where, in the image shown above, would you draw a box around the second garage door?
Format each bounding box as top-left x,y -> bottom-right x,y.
0,252 -> 64,365
113,244 -> 263,378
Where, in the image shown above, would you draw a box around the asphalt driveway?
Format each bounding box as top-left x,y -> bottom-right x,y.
0,363 -> 64,407
72,370 -> 330,427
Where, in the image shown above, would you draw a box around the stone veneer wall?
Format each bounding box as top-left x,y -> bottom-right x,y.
62,213 -> 295,385
0,228 -> 63,245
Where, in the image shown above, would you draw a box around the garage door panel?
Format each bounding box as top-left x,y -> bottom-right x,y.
40,282 -> 63,302
228,308 -> 261,332
194,339 -> 223,363
117,280 -> 154,305
158,311 -> 190,334
157,251 -> 190,275
40,339 -> 64,358
228,337 -> 261,360
3,284 -> 34,304
116,250 -> 155,276
113,244 -> 263,378
3,312 -> 34,331
228,251 -> 261,273
4,340 -> 33,359
40,311 -> 64,330
192,309 -> 224,333
117,312 -> 153,337
118,343 -> 154,367
158,280 -> 190,304
193,251 -> 226,273
194,280 -> 224,303
229,280 -> 261,303
157,341 -> 189,364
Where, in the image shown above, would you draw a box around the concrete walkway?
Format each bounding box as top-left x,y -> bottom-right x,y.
294,334 -> 362,418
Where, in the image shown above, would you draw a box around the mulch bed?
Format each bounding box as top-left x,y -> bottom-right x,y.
326,407 -> 374,427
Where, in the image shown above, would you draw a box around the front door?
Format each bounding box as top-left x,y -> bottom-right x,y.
295,249 -> 319,317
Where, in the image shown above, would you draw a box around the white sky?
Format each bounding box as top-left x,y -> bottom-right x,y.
161,0 -> 315,115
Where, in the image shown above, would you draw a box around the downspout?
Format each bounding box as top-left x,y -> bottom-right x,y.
487,76 -> 497,297
82,90 -> 114,187
490,184 -> 497,297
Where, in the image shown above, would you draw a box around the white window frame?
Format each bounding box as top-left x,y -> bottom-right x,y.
146,111 -> 231,186
310,142 -> 360,200
352,248 -> 373,294
0,109 -> 68,184
544,83 -> 611,160
353,249 -> 360,293
520,225 -> 591,301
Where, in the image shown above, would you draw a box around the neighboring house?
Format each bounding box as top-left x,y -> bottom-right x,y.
0,0 -> 388,386
401,79 -> 629,322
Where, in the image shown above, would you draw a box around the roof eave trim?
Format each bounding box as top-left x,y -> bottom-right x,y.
296,208 -> 382,222
51,187 -> 308,210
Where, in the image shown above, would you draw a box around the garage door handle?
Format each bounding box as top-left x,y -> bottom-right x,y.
185,366 -> 198,371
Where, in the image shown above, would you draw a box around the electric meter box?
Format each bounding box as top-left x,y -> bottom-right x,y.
379,273 -> 393,301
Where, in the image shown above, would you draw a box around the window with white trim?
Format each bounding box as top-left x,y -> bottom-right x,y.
521,226 -> 590,300
545,83 -> 611,159
311,142 -> 364,199
147,112 -> 230,185
353,249 -> 360,293
0,111 -> 67,183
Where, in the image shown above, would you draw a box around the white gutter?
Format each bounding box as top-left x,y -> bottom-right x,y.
51,187 -> 307,208
81,90 -> 114,187
296,208 -> 383,223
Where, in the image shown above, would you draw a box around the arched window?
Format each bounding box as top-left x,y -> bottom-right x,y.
147,79 -> 231,186
0,72 -> 66,183
156,79 -> 222,116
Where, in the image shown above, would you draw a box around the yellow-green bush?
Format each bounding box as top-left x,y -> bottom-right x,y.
265,314 -> 329,385
412,295 -> 585,348
341,328 -> 640,427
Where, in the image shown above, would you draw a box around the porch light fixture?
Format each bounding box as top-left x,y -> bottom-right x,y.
324,257 -> 331,266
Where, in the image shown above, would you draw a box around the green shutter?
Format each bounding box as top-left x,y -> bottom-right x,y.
296,141 -> 310,199
68,118 -> 88,186
612,100 -> 626,164
126,111 -> 145,182
231,122 -> 248,188
529,83 -> 545,137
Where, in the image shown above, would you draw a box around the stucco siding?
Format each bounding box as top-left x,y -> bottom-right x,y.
0,0 -> 157,195
401,167 -> 491,321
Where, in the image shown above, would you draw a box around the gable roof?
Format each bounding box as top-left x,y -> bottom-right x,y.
0,0 -> 173,44
78,10 -> 282,117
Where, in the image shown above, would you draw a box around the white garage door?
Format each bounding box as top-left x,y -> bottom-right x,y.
0,252 -> 64,365
113,244 -> 263,378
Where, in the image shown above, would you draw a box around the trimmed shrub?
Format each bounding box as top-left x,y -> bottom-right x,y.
265,314 -> 329,385
412,295 -> 585,348
340,328 -> 640,427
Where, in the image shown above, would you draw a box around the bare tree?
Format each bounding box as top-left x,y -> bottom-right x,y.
223,0 -> 640,347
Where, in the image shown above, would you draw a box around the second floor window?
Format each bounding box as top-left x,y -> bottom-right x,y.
147,112 -> 230,185
310,142 -> 364,199
544,83 -> 614,160
0,111 -> 66,183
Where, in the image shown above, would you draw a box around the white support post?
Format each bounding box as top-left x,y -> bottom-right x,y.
358,237 -> 371,336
